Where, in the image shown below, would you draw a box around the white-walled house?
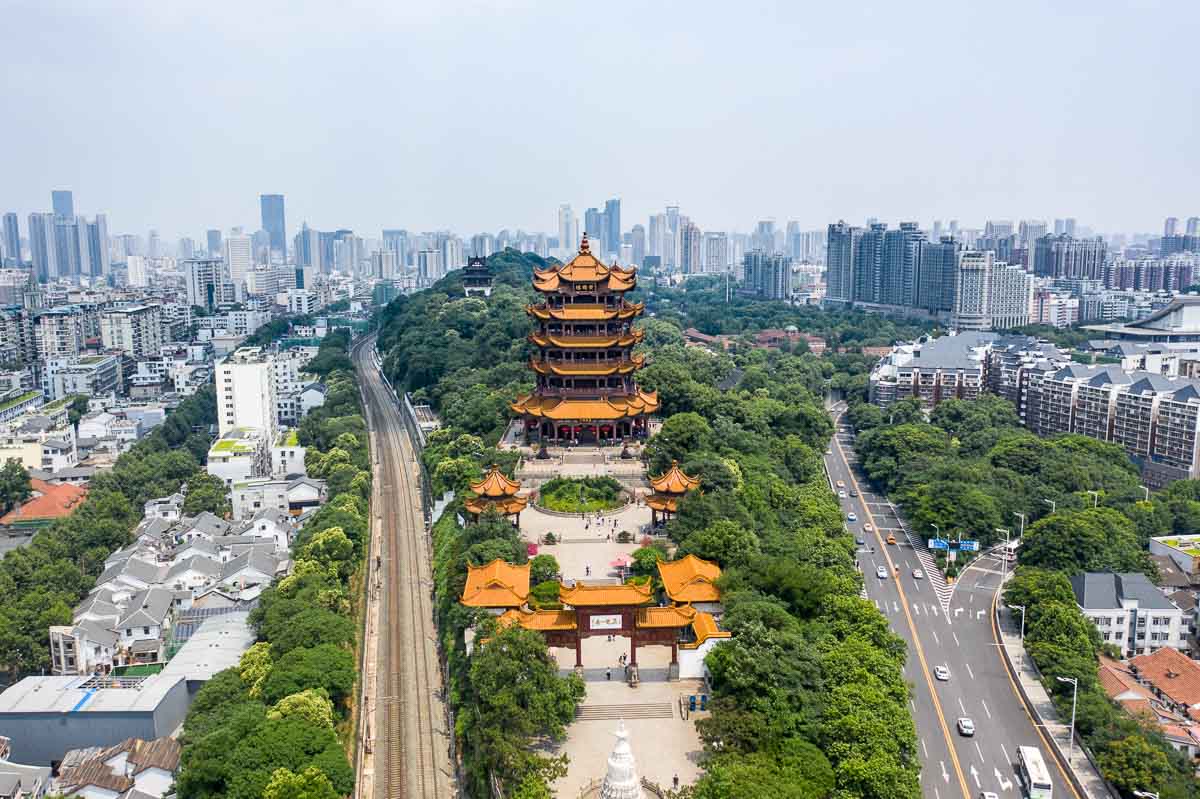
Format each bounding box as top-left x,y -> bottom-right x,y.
1071,572 -> 1187,656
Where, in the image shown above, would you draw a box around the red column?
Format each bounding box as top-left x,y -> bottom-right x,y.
575,634 -> 583,668
629,631 -> 638,666
671,642 -> 678,665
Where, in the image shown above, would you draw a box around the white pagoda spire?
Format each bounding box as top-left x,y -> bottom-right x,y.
600,721 -> 644,799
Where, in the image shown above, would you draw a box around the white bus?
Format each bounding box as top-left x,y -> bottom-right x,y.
1017,745 -> 1052,799
1002,538 -> 1021,563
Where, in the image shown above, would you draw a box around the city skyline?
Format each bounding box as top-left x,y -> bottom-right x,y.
2,2 -> 1197,236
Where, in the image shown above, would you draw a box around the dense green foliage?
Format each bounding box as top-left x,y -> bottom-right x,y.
376,250 -> 922,798
0,459 -> 31,514
176,331 -> 370,798
535,476 -> 624,513
0,385 -> 217,678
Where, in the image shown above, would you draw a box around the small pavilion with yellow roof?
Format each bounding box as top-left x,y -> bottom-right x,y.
464,554 -> 729,682
645,461 -> 701,526
463,464 -> 528,527
460,558 -> 531,615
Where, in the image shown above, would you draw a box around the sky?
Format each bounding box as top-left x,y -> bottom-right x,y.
2,0 -> 1198,241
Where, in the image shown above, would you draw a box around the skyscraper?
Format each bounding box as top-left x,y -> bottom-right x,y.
825,221 -> 861,305
3,213 -> 19,266
206,229 -> 223,258
880,222 -> 924,307
742,250 -> 792,300
51,190 -> 74,220
630,224 -> 646,266
1018,220 -> 1048,245
853,223 -> 887,304
224,233 -> 253,285
260,194 -> 287,258
752,220 -> 776,253
584,208 -> 606,252
679,221 -> 702,274
703,232 -> 729,273
916,236 -> 960,313
1033,235 -> 1106,279
28,213 -> 58,281
86,214 -> 110,277
296,223 -> 320,269
1187,217 -> 1200,236
648,215 -> 665,259
988,262 -> 1033,329
178,237 -> 195,260
557,205 -> 577,258
1165,217 -> 1179,237
952,251 -> 993,331
604,198 -> 621,255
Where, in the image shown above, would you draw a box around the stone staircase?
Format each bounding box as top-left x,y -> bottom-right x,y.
574,702 -> 675,721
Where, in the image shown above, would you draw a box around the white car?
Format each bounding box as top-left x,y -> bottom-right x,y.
935,665 -> 950,681
838,490 -> 847,499
912,569 -> 924,579
957,717 -> 975,736
875,566 -> 888,579
979,793 -> 999,799
847,512 -> 857,522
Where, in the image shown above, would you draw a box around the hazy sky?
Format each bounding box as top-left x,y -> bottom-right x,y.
3,1 -> 1197,240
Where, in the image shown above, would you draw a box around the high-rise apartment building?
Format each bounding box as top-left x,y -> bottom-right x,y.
558,205 -> 577,259
1033,234 -> 1107,279
100,304 -> 163,358
28,213 -> 58,282
604,198 -> 621,255
825,221 -> 860,305
703,232 -> 729,273
853,223 -> 887,304
985,220 -> 1014,238
3,213 -> 19,266
224,233 -> 253,285
86,215 -> 110,277
36,309 -> 85,359
417,250 -> 442,284
952,251 -> 993,331
679,222 -> 702,275
584,208 -> 605,252
881,222 -> 924,307
51,190 -> 74,220
206,229 -> 222,258
1019,220 -> 1048,245
147,229 -> 161,259
178,237 -> 195,260
1165,217 -> 1180,237
260,194 -> 287,259
216,347 -> 278,439
441,236 -> 465,272
915,236 -> 960,313
989,262 -> 1034,329
630,225 -> 646,266
743,250 -> 792,300
1187,217 -> 1200,236
185,258 -> 226,310
127,255 -> 148,287
470,233 -> 496,258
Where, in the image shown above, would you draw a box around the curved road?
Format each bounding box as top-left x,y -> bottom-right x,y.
828,404 -> 1080,799
353,334 -> 455,798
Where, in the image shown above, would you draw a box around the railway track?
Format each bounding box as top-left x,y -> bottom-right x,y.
353,335 -> 453,799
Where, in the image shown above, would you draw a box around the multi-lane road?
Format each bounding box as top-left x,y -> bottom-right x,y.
353,334 -> 455,799
827,403 -> 1079,799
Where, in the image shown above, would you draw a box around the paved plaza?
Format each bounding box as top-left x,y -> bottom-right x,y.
512,448 -> 709,797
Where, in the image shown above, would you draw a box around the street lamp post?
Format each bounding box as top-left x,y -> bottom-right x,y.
1141,486 -> 1150,502
996,527 -> 1011,583
1009,603 -> 1026,671
1013,511 -> 1026,537
1056,676 -> 1079,764
1043,498 -> 1057,514
1087,490 -> 1100,508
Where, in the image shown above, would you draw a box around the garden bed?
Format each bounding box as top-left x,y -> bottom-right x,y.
534,476 -> 627,513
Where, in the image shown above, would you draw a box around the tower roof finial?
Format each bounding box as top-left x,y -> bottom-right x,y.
580,232 -> 590,253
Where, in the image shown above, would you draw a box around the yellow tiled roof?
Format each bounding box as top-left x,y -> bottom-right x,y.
531,235 -> 638,293
497,608 -> 577,631
464,495 -> 528,516
657,555 -> 722,604
681,611 -> 731,649
470,465 -> 521,497
509,389 -> 660,421
559,581 -> 652,607
528,330 -> 644,349
649,461 -> 701,495
636,605 -> 697,628
527,302 -> 644,321
644,494 -> 681,514
461,559 -> 530,608
530,355 -> 644,377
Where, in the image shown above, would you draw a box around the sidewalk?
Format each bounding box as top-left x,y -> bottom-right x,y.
995,603 -> 1115,799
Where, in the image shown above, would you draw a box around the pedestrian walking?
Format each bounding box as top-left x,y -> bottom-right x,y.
606,668 -> 611,681
673,774 -> 680,789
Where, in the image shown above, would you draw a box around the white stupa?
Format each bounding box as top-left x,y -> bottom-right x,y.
600,721 -> 644,799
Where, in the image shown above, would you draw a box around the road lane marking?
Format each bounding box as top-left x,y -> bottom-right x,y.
1001,743 -> 1011,767
923,738 -> 929,758
970,765 -> 981,788
974,741 -> 984,760
834,413 -> 972,799
914,603 -> 921,615
952,631 -> 960,647
981,698 -> 991,719
958,697 -> 966,714
931,629 -> 940,645
964,662 -> 975,679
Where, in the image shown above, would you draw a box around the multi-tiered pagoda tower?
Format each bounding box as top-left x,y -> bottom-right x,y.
511,234 -> 659,445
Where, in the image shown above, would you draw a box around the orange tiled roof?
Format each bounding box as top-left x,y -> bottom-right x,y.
461,559 -> 530,608
681,611 -> 731,649
1130,647 -> 1200,708
527,302 -> 644,322
0,478 -> 88,525
497,608 -> 577,631
649,461 -> 701,495
559,581 -> 652,607
644,494 -> 681,514
657,555 -> 722,604
528,329 -> 644,349
509,389 -> 660,421
470,465 -> 521,498
464,494 -> 528,516
530,355 -> 644,377
531,235 -> 638,293
637,605 -> 697,628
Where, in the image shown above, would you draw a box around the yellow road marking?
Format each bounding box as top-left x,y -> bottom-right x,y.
833,420 -> 972,799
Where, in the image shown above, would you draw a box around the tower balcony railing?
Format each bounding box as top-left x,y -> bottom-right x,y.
534,356 -> 641,369
538,386 -> 633,398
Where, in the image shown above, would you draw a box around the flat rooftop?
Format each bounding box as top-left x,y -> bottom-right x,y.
160,612 -> 255,682
0,673 -> 183,715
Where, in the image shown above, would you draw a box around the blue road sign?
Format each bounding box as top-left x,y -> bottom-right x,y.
928,538 -> 948,550
958,540 -> 980,552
